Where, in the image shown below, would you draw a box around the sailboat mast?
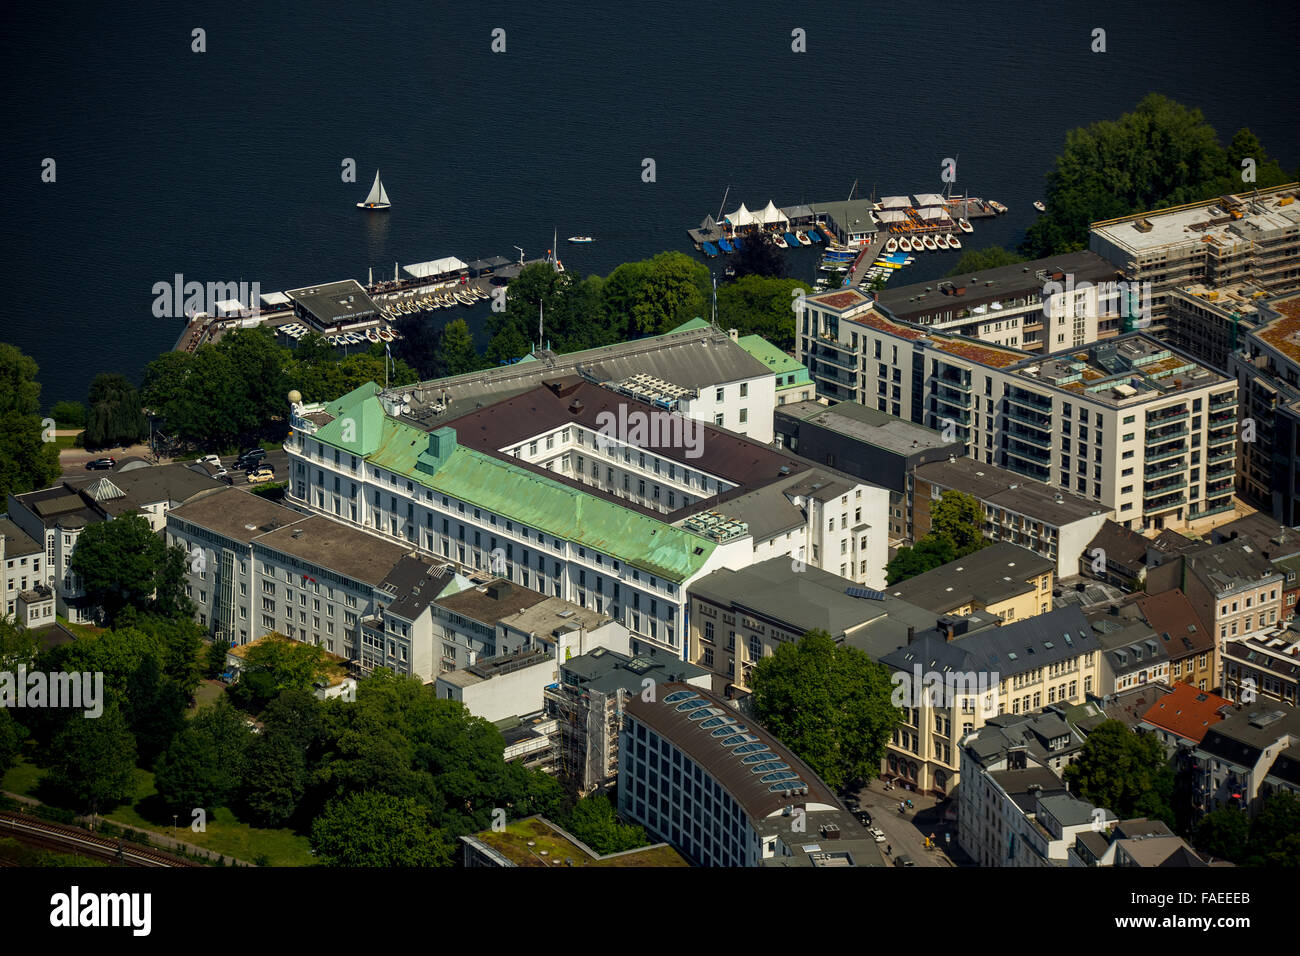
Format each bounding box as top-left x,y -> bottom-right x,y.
716,185 -> 730,223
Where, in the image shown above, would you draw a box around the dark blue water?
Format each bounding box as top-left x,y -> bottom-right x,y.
3,0 -> 1296,405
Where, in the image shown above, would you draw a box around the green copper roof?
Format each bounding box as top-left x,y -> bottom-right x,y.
670,317 -> 711,333
311,385 -> 716,581
736,334 -> 812,389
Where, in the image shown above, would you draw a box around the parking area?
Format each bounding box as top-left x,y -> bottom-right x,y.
841,779 -> 964,867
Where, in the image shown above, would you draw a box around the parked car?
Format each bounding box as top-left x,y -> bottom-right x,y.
198,454 -> 222,466
236,448 -> 267,468
245,462 -> 274,475
85,457 -> 116,470
893,854 -> 916,867
246,467 -> 276,485
868,827 -> 887,844
854,810 -> 872,827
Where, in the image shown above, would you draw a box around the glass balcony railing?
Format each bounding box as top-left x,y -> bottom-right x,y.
1006,390 -> 1053,412
1145,458 -> 1186,479
1146,443 -> 1188,463
1144,479 -> 1187,498
1004,403 -> 1052,429
1146,407 -> 1189,426
1145,426 -> 1189,446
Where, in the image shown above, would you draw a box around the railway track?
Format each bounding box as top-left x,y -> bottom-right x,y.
0,811 -> 201,867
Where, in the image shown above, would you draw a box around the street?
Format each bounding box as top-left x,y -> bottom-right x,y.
845,779 -> 963,867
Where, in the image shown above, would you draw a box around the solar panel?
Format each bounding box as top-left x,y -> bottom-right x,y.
845,586 -> 887,601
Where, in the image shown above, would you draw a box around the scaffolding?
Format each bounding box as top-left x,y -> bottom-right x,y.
545,682 -> 627,795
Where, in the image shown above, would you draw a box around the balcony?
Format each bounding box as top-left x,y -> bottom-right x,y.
1005,425 -> 1052,449
1146,407 -> 1189,426
1144,479 -> 1187,499
1208,429 -> 1236,446
815,350 -> 857,371
933,383 -> 972,407
1006,389 -> 1053,413
1146,442 -> 1188,463
1208,446 -> 1235,463
936,375 -> 972,393
1144,457 -> 1186,479
1207,462 -> 1235,479
1004,439 -> 1051,464
1145,426 -> 1189,447
1004,403 -> 1052,429
1208,411 -> 1237,428
932,395 -> 972,419
1209,392 -> 1237,409
1145,491 -> 1187,512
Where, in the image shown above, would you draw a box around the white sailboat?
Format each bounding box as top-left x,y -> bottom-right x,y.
357,170 -> 392,210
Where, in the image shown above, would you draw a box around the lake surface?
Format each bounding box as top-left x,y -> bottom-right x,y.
3,0 -> 1296,404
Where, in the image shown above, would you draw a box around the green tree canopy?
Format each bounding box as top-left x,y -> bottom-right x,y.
1021,94 -> 1292,258
66,513 -> 166,624
1063,721 -> 1174,824
83,373 -> 148,450
153,698 -> 253,812
1193,808 -> 1249,863
750,630 -> 898,789
885,535 -> 957,585
41,701 -> 137,813
945,246 -> 1027,278
310,791 -> 453,866
564,793 -> 648,855
50,400 -> 87,428
0,343 -> 62,502
929,489 -> 990,557
716,274 -> 807,351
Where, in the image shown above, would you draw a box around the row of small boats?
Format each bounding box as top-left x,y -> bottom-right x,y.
885,233 -> 965,253
376,286 -> 489,319
278,322 -> 401,348
700,228 -> 822,257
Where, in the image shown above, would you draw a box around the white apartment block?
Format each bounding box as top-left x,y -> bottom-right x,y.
797,288 -> 1239,533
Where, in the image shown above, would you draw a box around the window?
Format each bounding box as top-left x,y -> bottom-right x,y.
716,387 -> 724,402
739,383 -> 748,398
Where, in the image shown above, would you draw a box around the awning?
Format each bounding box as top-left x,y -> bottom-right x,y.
404,256 -> 468,278
259,291 -> 291,307
914,193 -> 946,207
879,196 -> 911,208
917,207 -> 952,221
876,209 -> 908,223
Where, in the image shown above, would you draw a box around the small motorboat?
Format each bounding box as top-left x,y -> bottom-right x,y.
442,294 -> 455,307
377,328 -> 394,343
922,235 -> 938,251
806,230 -> 823,243
771,233 -> 788,249
366,328 -> 381,343
702,241 -> 719,257
935,234 -> 950,250
885,237 -> 898,253
898,237 -> 913,252
568,236 -> 594,243
796,231 -> 812,246
1033,201 -> 1046,212
784,231 -> 800,247
989,200 -> 1008,214
948,236 -> 962,250
959,218 -> 974,233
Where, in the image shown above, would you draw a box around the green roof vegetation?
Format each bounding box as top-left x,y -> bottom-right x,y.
310,385 -> 716,582
736,334 -> 812,389
474,817 -> 688,867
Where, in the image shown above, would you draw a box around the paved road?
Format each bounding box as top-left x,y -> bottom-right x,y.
845,780 -> 959,867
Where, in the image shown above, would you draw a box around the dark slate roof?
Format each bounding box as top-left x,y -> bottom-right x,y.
1266,745 -> 1300,788
887,542 -> 1054,613
1186,540 -> 1282,595
1087,520 -> 1150,571
1137,590 -> 1215,659
624,682 -> 840,822
560,646 -> 708,696
0,517 -> 41,557
379,555 -> 458,620
879,606 -> 1098,681
1198,707 -> 1300,768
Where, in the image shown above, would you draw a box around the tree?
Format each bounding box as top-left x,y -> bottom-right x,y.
945,246 -> 1027,278
83,373 -> 147,450
716,274 -> 808,350
1248,791 -> 1300,865
1063,721 -> 1174,824
1193,808 -> 1249,863
928,490 -> 990,557
0,617 -> 40,670
310,791 -> 453,866
50,400 -> 87,428
1020,95 -> 1292,258
151,544 -> 197,622
885,536 -> 957,585
0,709 -> 27,776
729,231 -> 786,280
390,314 -> 443,380
240,730 -> 309,827
565,793 -> 647,855
239,633 -> 326,696
42,702 -> 137,813
441,319 -> 483,376
205,638 -> 232,679
0,343 -> 62,503
67,513 -> 166,623
601,252 -> 709,339
750,630 -> 898,789
153,699 -> 252,812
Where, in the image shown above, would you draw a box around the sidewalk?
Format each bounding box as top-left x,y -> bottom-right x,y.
3,789 -> 253,866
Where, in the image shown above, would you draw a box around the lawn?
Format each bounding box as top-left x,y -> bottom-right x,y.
187,679 -> 226,716
52,434 -> 79,451
2,754 -> 314,867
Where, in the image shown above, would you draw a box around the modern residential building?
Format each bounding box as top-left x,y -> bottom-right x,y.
7,465 -> 225,624
796,288 -> 1238,530
543,646 -> 710,795
1164,281 -> 1272,369
883,607 -> 1103,795
774,400 -> 963,548
1089,184 -> 1300,330
1228,291 -> 1300,524
887,543 -> 1056,624
619,682 -> 876,867
1139,682 -> 1233,754
912,457 -> 1110,577
284,377 -> 890,659
874,251 -> 1127,353
1146,538 -> 1285,688
958,711 -> 1108,867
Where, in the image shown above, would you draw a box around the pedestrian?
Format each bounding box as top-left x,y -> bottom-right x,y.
886,844 -> 891,855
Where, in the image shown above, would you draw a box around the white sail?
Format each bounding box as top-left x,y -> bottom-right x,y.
363,170 -> 389,206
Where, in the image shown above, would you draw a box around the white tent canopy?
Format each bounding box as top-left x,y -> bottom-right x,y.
879,196 -> 911,208
876,209 -> 909,223
404,256 -> 468,278
913,193 -> 946,207
917,207 -> 952,221
759,200 -> 788,225
259,291 -> 291,307
725,203 -> 755,227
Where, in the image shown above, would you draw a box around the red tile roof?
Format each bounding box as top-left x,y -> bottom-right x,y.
1140,682 -> 1232,744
